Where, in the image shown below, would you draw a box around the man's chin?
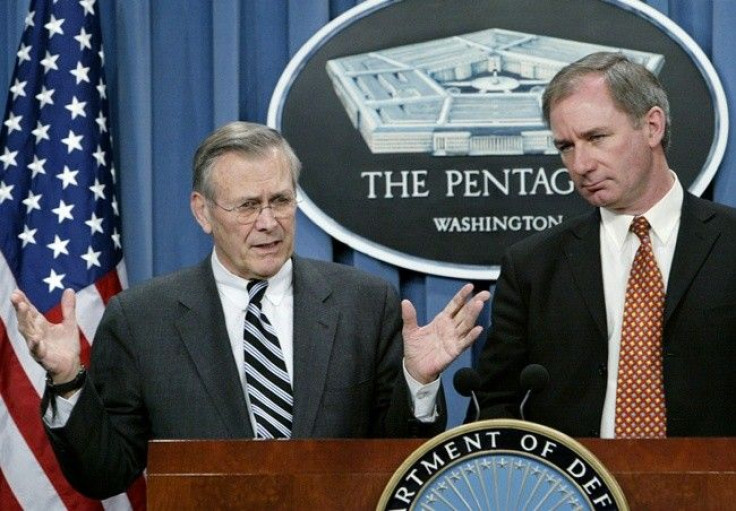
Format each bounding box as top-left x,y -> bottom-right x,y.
583,190 -> 613,208
249,253 -> 291,279
251,264 -> 283,280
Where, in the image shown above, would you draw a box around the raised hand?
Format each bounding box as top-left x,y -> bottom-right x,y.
401,283 -> 491,384
11,288 -> 82,383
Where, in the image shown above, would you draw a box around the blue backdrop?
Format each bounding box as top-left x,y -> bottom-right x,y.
2,0 -> 735,427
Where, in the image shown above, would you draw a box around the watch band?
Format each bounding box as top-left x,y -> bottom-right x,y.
46,366 -> 87,394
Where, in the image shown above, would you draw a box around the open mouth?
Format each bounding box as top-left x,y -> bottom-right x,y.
254,241 -> 281,251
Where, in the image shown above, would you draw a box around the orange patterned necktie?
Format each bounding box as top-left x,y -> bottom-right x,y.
615,216 -> 667,438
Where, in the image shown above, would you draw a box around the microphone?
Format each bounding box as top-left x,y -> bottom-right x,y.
519,364 -> 550,421
453,367 -> 482,422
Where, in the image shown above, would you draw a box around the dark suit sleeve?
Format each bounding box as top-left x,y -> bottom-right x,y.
44,296 -> 149,499
373,282 -> 447,437
471,249 -> 529,422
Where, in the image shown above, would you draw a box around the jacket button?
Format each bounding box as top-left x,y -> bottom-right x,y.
598,364 -> 607,376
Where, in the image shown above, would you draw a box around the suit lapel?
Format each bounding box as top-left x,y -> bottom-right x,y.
563,211 -> 608,339
175,260 -> 253,437
290,257 -> 339,437
665,194 -> 720,324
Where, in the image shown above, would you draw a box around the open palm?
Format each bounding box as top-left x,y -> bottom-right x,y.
11,288 -> 82,380
402,284 -> 490,384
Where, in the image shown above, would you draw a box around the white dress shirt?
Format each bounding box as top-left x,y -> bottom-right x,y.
598,173 -> 683,437
211,253 -> 439,429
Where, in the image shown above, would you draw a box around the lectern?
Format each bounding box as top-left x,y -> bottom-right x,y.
147,437 -> 736,510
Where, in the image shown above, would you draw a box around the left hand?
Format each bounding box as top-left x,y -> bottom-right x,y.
402,283 -> 491,384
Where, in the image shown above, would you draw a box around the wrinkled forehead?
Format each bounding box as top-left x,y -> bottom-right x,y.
210,150 -> 294,199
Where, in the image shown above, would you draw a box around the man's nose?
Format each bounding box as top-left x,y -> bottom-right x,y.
569,146 -> 594,175
253,205 -> 278,229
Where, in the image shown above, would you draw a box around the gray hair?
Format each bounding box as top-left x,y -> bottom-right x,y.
192,121 -> 302,199
542,52 -> 671,150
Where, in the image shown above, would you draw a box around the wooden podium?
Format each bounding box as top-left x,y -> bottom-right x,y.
147,437 -> 736,510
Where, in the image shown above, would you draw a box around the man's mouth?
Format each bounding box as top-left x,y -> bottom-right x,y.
253,240 -> 281,250
583,180 -> 607,193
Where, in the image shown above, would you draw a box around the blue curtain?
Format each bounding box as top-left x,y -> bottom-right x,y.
2,0 -> 735,427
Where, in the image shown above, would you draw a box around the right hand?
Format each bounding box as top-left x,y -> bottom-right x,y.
11,288 -> 82,383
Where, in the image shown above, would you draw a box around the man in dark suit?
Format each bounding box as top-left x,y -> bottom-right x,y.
12,121 -> 490,498
474,52 -> 736,438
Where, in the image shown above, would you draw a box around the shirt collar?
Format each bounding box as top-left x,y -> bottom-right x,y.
600,171 -> 683,248
211,251 -> 293,308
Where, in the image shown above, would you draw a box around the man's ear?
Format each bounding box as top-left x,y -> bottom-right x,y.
645,106 -> 666,148
191,192 -> 213,234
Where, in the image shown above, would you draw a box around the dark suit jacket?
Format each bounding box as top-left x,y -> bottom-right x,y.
474,193 -> 736,437
45,255 -> 446,498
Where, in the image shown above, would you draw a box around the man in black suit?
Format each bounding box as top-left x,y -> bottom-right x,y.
12,121 -> 490,498
474,52 -> 736,438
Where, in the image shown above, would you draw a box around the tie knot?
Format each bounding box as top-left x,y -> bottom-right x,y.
630,216 -> 651,240
247,280 -> 268,306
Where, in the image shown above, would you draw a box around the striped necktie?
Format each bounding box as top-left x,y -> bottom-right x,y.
244,280 -> 293,439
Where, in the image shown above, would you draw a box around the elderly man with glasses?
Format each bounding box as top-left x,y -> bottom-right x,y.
12,121 -> 490,499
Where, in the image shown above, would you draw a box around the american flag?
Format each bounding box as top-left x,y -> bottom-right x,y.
0,1 -> 144,509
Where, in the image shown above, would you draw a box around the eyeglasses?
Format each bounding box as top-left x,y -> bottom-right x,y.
208,194 -> 298,224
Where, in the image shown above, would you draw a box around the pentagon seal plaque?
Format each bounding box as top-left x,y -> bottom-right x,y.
377,419 -> 628,510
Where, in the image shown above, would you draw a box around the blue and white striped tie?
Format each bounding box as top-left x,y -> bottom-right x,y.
244,280 -> 293,439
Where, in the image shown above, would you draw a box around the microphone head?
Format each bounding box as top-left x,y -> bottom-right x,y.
453,367 -> 482,397
519,364 -> 550,393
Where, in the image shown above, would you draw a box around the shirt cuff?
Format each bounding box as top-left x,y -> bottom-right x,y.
42,389 -> 81,428
403,359 -> 440,422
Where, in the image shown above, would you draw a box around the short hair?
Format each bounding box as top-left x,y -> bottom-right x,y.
542,52 -> 671,150
192,121 -> 302,199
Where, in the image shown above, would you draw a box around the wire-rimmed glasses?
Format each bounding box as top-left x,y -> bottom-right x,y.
208,194 -> 298,224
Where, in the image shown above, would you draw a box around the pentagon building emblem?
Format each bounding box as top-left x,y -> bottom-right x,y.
269,0 -> 727,279
326,29 -> 663,157
377,420 -> 628,510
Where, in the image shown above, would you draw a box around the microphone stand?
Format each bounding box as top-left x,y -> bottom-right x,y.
519,389 -> 532,421
469,391 -> 480,422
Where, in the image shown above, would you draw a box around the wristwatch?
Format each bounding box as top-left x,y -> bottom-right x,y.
45,366 -> 87,394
